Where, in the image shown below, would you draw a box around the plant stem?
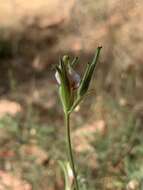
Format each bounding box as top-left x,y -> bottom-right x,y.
65,113 -> 79,190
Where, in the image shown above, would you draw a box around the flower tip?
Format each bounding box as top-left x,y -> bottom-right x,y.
55,70 -> 61,85
62,55 -> 70,63
98,46 -> 102,50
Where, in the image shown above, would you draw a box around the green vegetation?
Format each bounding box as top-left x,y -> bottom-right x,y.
0,81 -> 142,190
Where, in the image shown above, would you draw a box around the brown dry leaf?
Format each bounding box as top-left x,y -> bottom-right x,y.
0,170 -> 31,190
0,99 -> 22,118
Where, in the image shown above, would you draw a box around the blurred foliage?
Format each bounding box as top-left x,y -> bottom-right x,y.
91,113 -> 142,190
0,94 -> 142,190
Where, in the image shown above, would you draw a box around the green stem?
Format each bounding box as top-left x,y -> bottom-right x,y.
65,113 -> 79,190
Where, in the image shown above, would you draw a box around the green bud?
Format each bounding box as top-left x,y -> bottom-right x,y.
77,46 -> 102,97
62,55 -> 70,65
55,47 -> 102,114
55,59 -> 72,114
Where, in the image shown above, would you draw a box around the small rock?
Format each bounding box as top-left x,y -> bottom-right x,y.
126,179 -> 140,190
0,99 -> 22,118
0,170 -> 31,190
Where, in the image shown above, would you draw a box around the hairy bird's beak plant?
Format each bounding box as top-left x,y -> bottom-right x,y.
55,47 -> 102,190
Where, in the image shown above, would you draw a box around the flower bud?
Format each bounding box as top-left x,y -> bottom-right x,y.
55,47 -> 102,114
55,60 -> 72,114
67,66 -> 80,90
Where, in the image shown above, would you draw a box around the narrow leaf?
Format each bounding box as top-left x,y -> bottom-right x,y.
78,47 -> 102,97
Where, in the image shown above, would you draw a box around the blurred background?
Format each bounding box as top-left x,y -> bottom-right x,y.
0,0 -> 143,189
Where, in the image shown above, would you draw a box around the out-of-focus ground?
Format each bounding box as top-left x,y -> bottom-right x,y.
0,0 -> 143,189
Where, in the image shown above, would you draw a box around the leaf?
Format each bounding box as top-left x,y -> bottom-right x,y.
59,161 -> 73,190
78,46 -> 102,97
71,57 -> 79,67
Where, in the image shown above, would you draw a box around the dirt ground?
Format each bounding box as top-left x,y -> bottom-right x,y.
0,0 -> 75,29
